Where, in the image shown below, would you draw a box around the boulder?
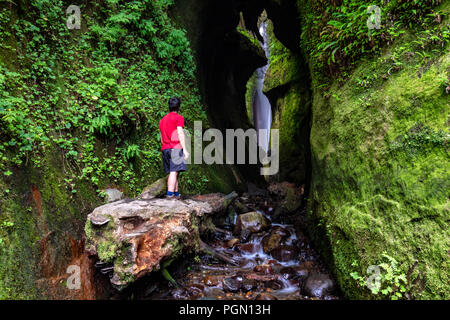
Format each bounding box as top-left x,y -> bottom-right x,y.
291,261 -> 316,281
269,245 -> 298,262
261,226 -> 290,253
235,243 -> 260,254
233,211 -> 270,239
303,273 -> 335,298
103,189 -> 124,203
247,182 -> 268,197
138,176 -> 168,200
204,276 -> 219,287
261,233 -> 283,253
265,279 -> 284,290
254,292 -> 278,300
242,278 -> 257,291
225,238 -> 240,248
84,192 -> 237,290
233,200 -> 252,214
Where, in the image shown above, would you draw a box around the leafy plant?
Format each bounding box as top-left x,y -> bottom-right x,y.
0,0 -> 209,196
391,122 -> 448,157
350,253 -> 409,300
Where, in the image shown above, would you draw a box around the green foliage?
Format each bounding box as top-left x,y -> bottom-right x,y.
350,254 -> 409,300
300,0 -> 448,84
0,0 -> 209,196
306,7 -> 450,298
391,122 -> 448,157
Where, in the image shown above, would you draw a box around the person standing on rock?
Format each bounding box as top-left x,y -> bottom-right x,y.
159,97 -> 190,199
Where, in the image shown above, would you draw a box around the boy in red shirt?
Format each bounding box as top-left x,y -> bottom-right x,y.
159,97 -> 189,199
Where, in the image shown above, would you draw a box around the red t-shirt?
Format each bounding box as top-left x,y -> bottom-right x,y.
159,112 -> 185,150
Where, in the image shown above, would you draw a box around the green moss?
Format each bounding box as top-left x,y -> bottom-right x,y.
97,241 -> 119,264
306,16 -> 449,299
0,197 -> 39,299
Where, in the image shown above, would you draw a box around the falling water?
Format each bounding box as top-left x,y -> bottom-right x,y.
252,20 -> 272,153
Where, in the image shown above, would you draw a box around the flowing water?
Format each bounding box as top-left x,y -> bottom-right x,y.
143,192 -> 340,301
252,21 -> 272,153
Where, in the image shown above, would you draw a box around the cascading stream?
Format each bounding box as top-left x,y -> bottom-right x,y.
252,20 -> 272,153
142,189 -> 340,301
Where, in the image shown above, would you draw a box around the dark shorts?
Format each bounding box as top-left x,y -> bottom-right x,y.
162,148 -> 186,174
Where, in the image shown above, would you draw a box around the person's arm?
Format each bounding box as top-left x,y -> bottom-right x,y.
177,126 -> 189,160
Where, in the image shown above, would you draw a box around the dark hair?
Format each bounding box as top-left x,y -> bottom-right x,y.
168,97 -> 181,112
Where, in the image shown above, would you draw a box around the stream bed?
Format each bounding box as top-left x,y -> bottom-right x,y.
141,187 -> 340,301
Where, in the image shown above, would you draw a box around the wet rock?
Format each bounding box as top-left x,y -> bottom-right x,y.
85,192 -> 237,290
271,226 -> 291,239
291,265 -> 310,280
233,200 -> 252,214
191,283 -> 205,291
138,176 -> 167,200
268,182 -> 304,216
102,189 -> 124,203
204,276 -> 219,287
262,233 -> 283,253
254,292 -> 278,300
279,267 -> 296,280
253,264 -> 274,275
266,259 -> 282,266
171,288 -> 189,299
225,238 -> 240,248
235,243 -> 259,254
265,279 -> 284,290
223,278 -> 242,293
239,229 -> 252,242
233,211 -> 270,238
215,206 -> 237,230
297,261 -> 316,272
242,279 -> 257,291
303,273 -> 335,298
186,286 -> 204,297
269,245 -> 299,262
247,183 -> 268,197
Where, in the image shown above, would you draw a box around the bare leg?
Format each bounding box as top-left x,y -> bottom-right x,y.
167,171 -> 178,193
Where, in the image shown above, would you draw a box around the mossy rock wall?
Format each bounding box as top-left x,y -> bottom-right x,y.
0,0 -> 238,299
263,20 -> 311,185
306,29 -> 449,300
0,145 -> 102,299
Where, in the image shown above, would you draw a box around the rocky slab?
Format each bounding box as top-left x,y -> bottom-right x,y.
85,192 -> 237,290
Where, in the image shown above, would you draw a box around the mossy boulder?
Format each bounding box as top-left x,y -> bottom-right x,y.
306,30 -> 450,299
233,211 -> 271,240
85,192 -> 237,290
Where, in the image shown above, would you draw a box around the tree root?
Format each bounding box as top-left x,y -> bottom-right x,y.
214,226 -> 232,235
199,239 -> 239,266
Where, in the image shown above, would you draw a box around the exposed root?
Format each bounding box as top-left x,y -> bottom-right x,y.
199,239 -> 239,266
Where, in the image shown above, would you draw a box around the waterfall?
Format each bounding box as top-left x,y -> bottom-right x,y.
252,20 -> 272,153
